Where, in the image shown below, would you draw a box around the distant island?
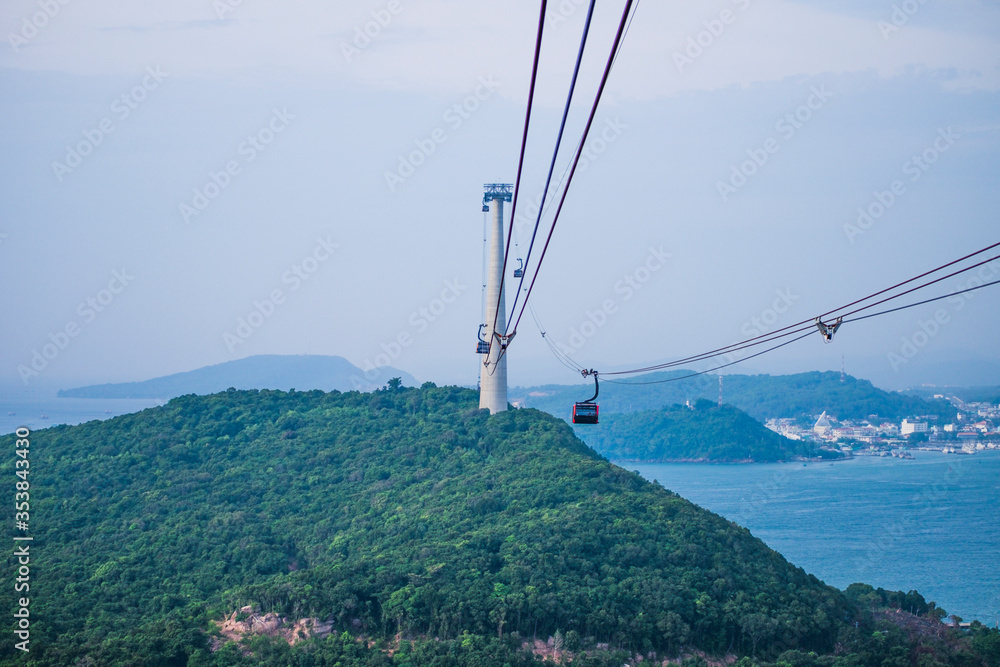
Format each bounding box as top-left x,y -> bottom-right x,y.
575,399 -> 846,463
56,354 -> 416,399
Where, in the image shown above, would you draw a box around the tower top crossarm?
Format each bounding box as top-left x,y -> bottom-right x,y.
483,183 -> 513,206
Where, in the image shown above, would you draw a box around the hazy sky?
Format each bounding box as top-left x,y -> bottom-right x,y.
2,0 -> 999,393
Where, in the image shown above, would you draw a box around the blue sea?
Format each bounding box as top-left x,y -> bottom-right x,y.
632,452 -> 1000,624
0,390 -> 164,436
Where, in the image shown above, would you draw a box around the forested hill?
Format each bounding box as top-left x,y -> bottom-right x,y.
2,385 -> 856,665
576,400 -> 845,463
515,370 -> 955,422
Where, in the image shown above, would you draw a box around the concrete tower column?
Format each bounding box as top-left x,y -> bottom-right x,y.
479,189 -> 509,413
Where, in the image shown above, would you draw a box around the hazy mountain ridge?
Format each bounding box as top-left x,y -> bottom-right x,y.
901,384 -> 1000,404
56,354 -> 416,399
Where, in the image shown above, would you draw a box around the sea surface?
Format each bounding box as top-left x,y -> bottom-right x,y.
632,451 -> 1000,624
0,391 -> 165,435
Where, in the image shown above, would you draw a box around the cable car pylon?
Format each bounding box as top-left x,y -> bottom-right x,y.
479,183 -> 513,414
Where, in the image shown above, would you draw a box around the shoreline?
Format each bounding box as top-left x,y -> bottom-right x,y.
611,456 -> 850,465
612,445 -> 999,465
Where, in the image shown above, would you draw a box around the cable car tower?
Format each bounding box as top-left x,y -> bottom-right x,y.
478,183 -> 513,414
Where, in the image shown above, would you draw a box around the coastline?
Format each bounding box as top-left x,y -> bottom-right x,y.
611,454 -> 852,465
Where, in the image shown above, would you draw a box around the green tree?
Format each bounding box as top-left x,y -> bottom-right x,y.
972,628 -> 1000,667
741,613 -> 778,656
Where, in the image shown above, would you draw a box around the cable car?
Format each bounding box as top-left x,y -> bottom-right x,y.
513,258 -> 524,278
482,204 -> 489,212
572,371 -> 599,424
476,324 -> 489,354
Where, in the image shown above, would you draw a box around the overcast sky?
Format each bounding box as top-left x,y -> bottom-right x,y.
2,0 -> 998,393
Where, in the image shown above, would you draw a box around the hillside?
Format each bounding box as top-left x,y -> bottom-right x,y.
576,400 -> 845,463
515,370 -> 956,423
56,354 -> 417,399
2,385 -> 859,665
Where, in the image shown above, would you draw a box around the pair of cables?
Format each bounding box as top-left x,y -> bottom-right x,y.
585,242 -> 1000,385
485,0 -> 640,368
483,4 -> 997,388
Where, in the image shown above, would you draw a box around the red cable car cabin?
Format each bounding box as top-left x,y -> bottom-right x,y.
573,372 -> 599,424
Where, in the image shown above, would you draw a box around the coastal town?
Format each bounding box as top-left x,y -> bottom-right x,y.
766,395 -> 1000,457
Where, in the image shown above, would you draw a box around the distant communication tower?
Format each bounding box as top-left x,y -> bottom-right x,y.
479,183 -> 513,414
718,375 -> 723,407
